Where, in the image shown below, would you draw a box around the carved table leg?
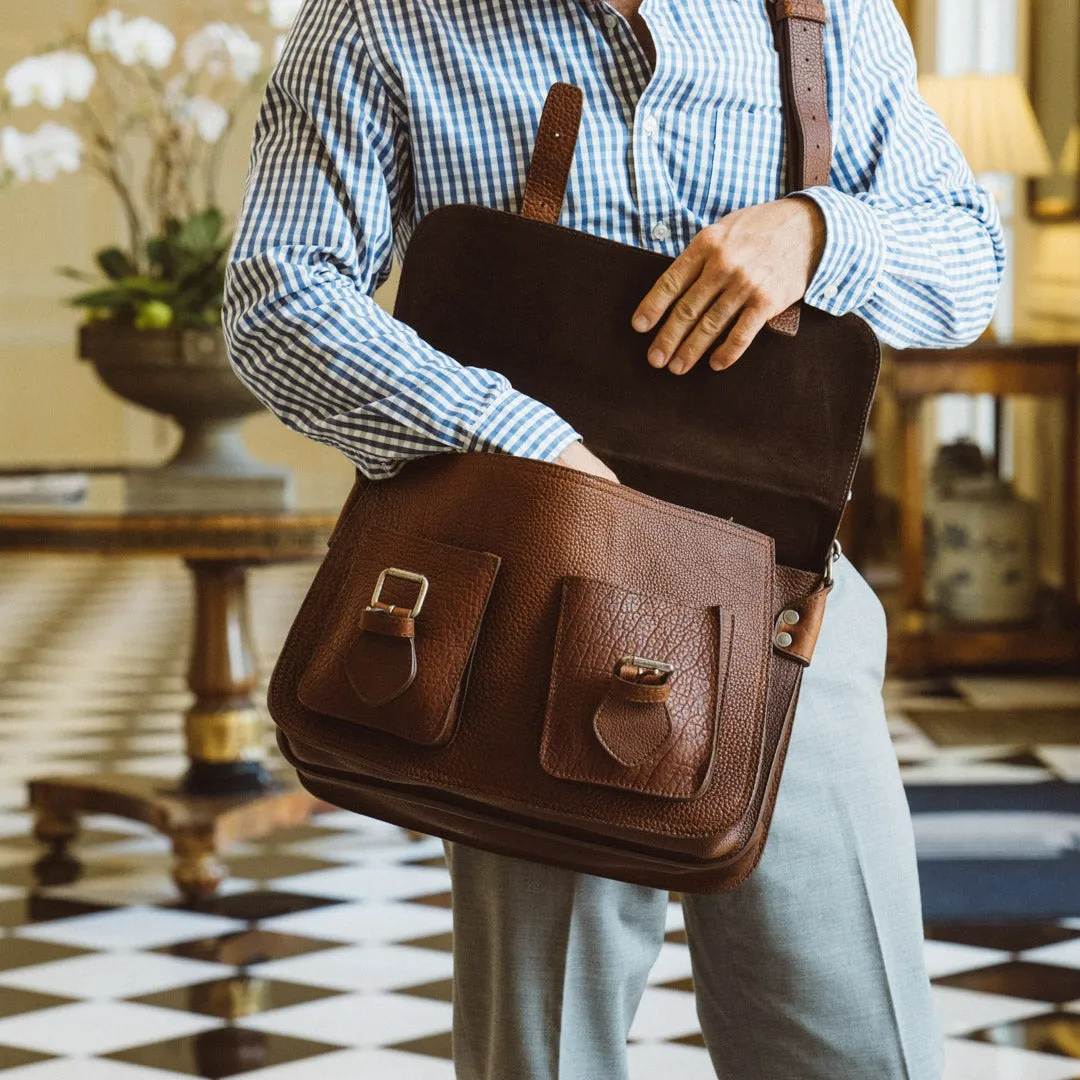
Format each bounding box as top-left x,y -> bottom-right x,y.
33,805 -> 78,853
181,560 -> 274,796
25,555 -> 329,901
172,831 -> 227,901
32,805 -> 81,887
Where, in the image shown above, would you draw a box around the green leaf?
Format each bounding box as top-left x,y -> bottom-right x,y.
56,266 -> 95,282
145,237 -> 174,277
117,275 -> 173,298
96,247 -> 137,282
174,208 -> 224,253
68,287 -> 135,309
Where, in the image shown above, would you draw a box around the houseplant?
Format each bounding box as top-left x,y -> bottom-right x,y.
0,3 -> 303,510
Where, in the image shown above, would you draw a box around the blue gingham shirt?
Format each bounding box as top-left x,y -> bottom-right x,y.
224,0 -> 1005,478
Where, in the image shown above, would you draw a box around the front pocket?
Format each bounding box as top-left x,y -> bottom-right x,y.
540,576 -> 732,799
298,525 -> 501,747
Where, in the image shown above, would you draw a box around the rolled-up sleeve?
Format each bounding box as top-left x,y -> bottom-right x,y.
793,0 -> 1006,348
223,0 -> 580,479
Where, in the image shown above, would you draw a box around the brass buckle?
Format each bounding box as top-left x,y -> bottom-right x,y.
368,567 -> 430,619
615,654 -> 675,684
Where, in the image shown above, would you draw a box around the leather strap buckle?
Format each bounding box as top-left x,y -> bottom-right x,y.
823,539 -> 842,588
369,567 -> 430,619
615,655 -> 675,685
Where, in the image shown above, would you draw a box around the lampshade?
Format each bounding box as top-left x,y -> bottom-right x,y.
917,72 -> 1053,177
1060,124 -> 1079,176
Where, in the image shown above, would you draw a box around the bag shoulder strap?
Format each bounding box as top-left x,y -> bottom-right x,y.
520,2 -> 832,337
768,0 -> 831,192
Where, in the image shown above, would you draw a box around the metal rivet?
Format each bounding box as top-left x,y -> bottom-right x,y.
775,631 -> 793,648
781,609 -> 800,626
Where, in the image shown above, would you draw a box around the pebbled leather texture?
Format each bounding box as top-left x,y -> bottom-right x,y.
772,583 -> 830,666
541,576 -> 729,799
298,525 -> 501,747
594,696 -> 672,770
769,0 -> 832,192
776,0 -> 827,24
347,615 -> 417,707
269,455 -> 835,892
768,305 -> 801,337
519,83 -> 583,225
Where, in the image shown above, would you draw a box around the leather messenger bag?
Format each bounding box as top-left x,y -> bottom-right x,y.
268,0 -> 881,892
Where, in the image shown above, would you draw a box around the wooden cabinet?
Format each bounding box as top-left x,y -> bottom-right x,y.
883,341 -> 1080,673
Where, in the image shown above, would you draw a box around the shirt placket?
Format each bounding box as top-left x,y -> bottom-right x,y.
592,0 -> 678,252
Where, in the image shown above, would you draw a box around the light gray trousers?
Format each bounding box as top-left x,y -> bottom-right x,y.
445,555 -> 944,1079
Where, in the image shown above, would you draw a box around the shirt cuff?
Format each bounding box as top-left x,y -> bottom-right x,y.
790,187 -> 887,316
466,388 -> 582,462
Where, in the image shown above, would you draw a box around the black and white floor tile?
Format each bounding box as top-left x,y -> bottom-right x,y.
1,554 -> 1079,1078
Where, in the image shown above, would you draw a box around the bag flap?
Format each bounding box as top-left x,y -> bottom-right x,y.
393,204 -> 880,572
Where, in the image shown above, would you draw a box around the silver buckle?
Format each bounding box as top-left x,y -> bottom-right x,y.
615,655 -> 675,684
823,539 -> 842,588
368,567 -> 430,619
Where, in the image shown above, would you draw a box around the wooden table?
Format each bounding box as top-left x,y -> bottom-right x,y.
884,340 -> 1080,674
0,475 -> 339,899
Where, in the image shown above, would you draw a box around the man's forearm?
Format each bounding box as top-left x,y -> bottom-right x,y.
223,255 -> 582,478
796,185 -> 1005,349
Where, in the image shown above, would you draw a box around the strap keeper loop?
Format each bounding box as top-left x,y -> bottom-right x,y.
774,0 -> 827,23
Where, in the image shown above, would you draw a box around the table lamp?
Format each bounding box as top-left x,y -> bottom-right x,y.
917,72 -> 1052,178
1060,124 -> 1079,175
917,72 -> 1051,340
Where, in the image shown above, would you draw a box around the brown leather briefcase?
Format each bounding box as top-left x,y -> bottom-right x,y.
267,0 -> 881,892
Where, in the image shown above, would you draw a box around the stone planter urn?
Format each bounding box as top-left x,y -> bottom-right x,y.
79,321 -> 293,512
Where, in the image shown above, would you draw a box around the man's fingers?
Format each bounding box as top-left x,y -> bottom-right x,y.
667,289 -> 747,375
631,247 -> 705,337
644,274 -> 730,369
709,304 -> 770,370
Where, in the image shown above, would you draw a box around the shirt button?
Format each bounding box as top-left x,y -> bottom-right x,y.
604,14 -> 618,28
821,284 -> 839,300
652,221 -> 670,241
642,115 -> 658,136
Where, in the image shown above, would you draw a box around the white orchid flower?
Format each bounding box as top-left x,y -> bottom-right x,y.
1,123 -> 83,183
122,17 -> 177,69
174,96 -> 229,143
182,23 -> 263,84
31,123 -> 84,179
4,52 -> 97,110
267,0 -> 305,30
88,10 -> 125,55
0,127 -> 31,182
88,11 -> 175,70
57,53 -> 97,102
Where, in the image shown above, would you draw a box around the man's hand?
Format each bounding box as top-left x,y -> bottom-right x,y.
630,197 -> 826,374
555,440 -> 619,484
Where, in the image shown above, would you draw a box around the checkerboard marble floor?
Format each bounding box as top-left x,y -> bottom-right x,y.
2,553 -> 1080,1078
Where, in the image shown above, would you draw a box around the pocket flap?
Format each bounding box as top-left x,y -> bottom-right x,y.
540,576 -> 732,799
298,525 -> 501,746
